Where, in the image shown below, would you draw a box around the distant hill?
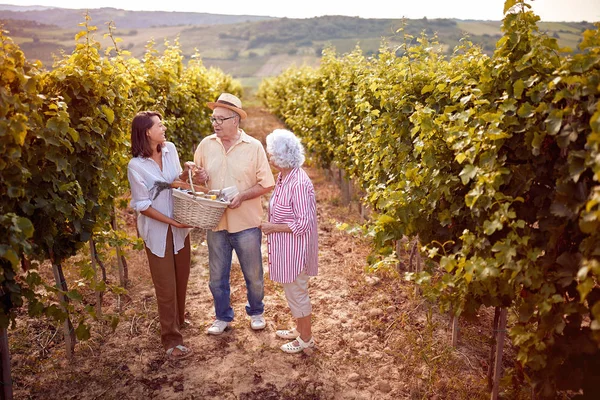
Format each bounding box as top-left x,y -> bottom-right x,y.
0,5 -> 273,28
0,4 -> 53,11
0,5 -> 595,91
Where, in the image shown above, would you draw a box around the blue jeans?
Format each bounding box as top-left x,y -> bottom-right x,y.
207,227 -> 264,322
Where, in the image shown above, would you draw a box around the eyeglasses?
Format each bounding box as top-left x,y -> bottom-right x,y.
209,116 -> 236,125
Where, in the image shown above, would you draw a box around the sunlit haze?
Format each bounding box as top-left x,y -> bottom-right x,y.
2,0 -> 599,21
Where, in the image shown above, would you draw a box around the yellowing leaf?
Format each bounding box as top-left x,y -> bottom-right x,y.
513,79 -> 525,98
101,105 -> 115,124
517,103 -> 535,118
459,164 -> 478,185
455,153 -> 467,164
503,0 -> 517,14
421,84 -> 434,94
483,219 -> 503,235
577,277 -> 595,301
464,271 -> 473,283
545,109 -> 563,136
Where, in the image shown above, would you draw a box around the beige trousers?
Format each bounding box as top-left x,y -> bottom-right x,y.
282,271 -> 312,318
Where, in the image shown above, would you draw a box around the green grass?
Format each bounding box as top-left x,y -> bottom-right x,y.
539,22 -> 584,33
239,47 -> 270,57
238,77 -> 265,93
555,32 -> 582,51
456,21 -> 502,36
203,57 -> 266,77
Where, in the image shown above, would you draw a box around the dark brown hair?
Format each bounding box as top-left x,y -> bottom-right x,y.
131,111 -> 163,157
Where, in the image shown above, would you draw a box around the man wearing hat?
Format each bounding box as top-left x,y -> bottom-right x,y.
193,93 -> 275,335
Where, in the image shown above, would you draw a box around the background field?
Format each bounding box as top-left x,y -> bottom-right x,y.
1,5 -> 595,93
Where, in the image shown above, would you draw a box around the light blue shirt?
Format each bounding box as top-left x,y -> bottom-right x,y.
127,141 -> 190,257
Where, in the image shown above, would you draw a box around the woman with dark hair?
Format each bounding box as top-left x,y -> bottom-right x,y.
127,111 -> 194,360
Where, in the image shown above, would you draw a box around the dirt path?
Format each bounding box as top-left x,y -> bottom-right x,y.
13,106 -> 492,399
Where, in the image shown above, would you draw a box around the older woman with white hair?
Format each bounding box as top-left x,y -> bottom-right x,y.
260,129 -> 318,354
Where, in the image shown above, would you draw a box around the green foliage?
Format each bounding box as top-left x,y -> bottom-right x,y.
129,41 -> 242,162
0,28 -> 53,329
0,15 -> 239,337
258,1 -> 600,397
3,11 -> 592,94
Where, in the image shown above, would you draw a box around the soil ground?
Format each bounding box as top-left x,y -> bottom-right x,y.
11,106 -> 500,399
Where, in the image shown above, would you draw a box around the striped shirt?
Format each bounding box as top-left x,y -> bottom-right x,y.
267,167 -> 318,283
127,141 -> 191,257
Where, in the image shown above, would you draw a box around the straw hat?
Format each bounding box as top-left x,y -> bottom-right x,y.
207,93 -> 247,120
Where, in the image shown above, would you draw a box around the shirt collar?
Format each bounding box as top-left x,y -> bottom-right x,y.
211,129 -> 251,149
278,167 -> 299,186
139,142 -> 170,161
210,129 -> 251,144
238,129 -> 251,143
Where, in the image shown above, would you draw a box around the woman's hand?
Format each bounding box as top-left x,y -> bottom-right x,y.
141,206 -> 193,229
259,222 -> 274,234
260,221 -> 289,234
183,161 -> 195,172
179,161 -> 196,181
260,221 -> 293,234
172,220 -> 194,229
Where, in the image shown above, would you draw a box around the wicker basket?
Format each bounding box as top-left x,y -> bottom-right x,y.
172,170 -> 229,229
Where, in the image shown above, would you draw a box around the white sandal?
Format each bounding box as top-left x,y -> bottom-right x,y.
276,328 -> 299,340
280,336 -> 315,354
166,344 -> 193,360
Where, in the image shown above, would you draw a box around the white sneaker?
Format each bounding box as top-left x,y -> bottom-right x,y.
207,320 -> 229,335
250,314 -> 266,330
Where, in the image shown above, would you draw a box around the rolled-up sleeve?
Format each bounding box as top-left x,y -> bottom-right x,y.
288,183 -> 315,236
128,167 -> 152,212
169,142 -> 184,175
255,145 -> 275,189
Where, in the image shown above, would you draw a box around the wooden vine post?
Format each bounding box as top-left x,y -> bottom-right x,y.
51,260 -> 76,359
111,207 -> 128,288
395,239 -> 404,272
339,169 -> 351,206
450,313 -> 459,347
487,308 -> 501,390
89,239 -> 103,317
490,308 -> 508,400
408,238 -> 422,296
0,328 -> 12,400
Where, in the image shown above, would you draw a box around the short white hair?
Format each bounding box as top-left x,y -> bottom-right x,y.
266,129 -> 305,169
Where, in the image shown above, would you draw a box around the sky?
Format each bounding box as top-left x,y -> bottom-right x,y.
2,0 -> 600,22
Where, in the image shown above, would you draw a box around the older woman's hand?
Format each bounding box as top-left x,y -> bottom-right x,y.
260,222 -> 292,234
259,222 -> 275,234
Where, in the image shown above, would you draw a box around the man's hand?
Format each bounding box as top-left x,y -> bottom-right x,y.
189,163 -> 209,185
228,192 -> 244,209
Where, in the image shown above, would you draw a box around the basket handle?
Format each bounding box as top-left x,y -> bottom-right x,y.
187,168 -> 196,195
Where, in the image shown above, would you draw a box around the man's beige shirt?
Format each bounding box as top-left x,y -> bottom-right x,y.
194,129 -> 275,233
